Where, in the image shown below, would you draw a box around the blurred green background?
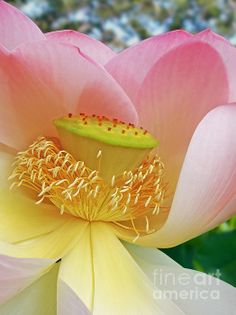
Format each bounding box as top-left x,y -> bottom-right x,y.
7,0 -> 236,286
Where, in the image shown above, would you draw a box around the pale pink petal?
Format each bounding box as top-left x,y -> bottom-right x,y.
196,29 -> 236,102
207,195 -> 236,231
105,30 -> 192,102
136,40 -> 229,196
136,105 -> 236,247
0,40 -> 137,149
47,30 -> 116,65
58,280 -> 91,315
127,244 -> 236,315
0,263 -> 58,314
0,1 -> 44,50
0,254 -> 53,304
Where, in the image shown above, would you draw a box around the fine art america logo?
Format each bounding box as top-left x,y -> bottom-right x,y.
153,268 -> 221,300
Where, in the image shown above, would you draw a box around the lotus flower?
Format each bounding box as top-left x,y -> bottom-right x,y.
0,1 -> 235,314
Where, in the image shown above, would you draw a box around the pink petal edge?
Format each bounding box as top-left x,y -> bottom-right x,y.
195,29 -> 236,102
136,105 -> 236,247
46,30 -> 116,65
105,30 -> 192,103
0,0 -> 44,50
136,39 -> 229,198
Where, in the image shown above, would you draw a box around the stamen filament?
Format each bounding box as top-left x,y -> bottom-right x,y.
9,136 -> 168,239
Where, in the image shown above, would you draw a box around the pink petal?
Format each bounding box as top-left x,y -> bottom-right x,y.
47,30 -> 116,65
58,280 -> 91,315
105,30 -> 192,102
136,40 -> 229,196
207,195 -> 236,231
196,29 -> 236,102
0,254 -> 53,304
0,1 -> 44,50
0,40 -> 137,149
136,105 -> 236,247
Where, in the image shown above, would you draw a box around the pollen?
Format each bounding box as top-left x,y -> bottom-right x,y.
9,137 -> 168,240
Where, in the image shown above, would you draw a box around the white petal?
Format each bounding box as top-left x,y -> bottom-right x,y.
58,280 -> 91,315
0,263 -> 58,314
0,254 -> 53,304
126,244 -> 236,315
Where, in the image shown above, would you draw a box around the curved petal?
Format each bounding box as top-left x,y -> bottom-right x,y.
58,280 -> 91,315
59,223 -> 184,315
0,40 -> 137,149
136,40 -> 229,196
0,1 -> 44,50
0,188 -> 72,243
0,139 -> 79,249
105,30 -> 192,102
135,105 -> 236,247
207,195 -> 236,231
0,254 -> 53,304
124,242 -> 181,271
0,262 -> 58,313
0,188 -> 88,259
47,30 -> 116,65
196,29 -> 236,102
127,245 -> 236,315
59,224 -> 93,309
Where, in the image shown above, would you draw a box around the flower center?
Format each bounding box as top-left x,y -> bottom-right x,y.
53,113 -> 158,182
9,114 -> 168,239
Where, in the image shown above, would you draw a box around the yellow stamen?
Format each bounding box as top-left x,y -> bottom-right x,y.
9,136 -> 167,238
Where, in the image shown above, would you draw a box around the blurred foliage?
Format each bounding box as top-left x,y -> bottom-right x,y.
7,0 -> 236,49
7,0 -> 236,285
